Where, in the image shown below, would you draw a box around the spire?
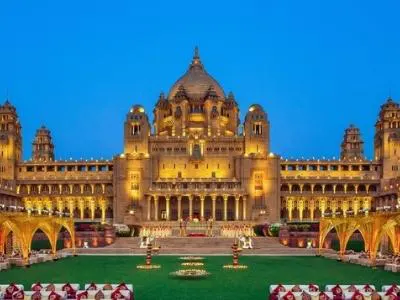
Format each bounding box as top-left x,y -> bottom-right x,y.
190,46 -> 203,69
194,46 -> 199,59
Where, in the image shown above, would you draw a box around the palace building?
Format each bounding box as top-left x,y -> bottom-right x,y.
0,48 -> 399,227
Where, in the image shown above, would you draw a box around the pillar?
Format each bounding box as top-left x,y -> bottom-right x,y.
177,196 -> 182,220
90,198 -> 95,220
299,201 -> 304,221
223,195 -> 228,221
147,196 -> 151,221
166,196 -> 170,221
101,203 -> 106,223
189,195 -> 193,220
154,196 -> 159,221
212,195 -> 216,220
68,198 -> 74,218
235,196 -> 239,220
242,196 -> 247,220
200,195 -> 205,220
79,199 -> 84,220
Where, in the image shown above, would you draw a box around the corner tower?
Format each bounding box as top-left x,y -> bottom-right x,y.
0,100 -> 22,181
124,105 -> 150,155
340,124 -> 364,160
244,104 -> 270,156
374,97 -> 400,180
32,126 -> 55,161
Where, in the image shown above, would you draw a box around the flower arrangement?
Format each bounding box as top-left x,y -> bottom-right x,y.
179,256 -> 205,261
170,269 -> 210,279
223,264 -> 248,269
136,264 -> 161,270
181,262 -> 204,267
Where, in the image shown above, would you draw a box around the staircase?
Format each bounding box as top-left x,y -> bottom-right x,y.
76,236 -> 316,255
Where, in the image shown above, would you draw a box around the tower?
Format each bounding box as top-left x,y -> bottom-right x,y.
244,104 -> 270,156
340,124 -> 364,160
32,125 -> 55,161
374,97 -> 400,180
124,105 -> 150,155
0,100 -> 22,181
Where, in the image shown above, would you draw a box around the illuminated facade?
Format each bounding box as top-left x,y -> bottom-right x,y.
0,49 -> 399,226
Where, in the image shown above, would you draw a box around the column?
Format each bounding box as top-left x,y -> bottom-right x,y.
101,204 -> 106,223
79,199 -> 84,220
177,196 -> 182,220
166,196 -> 170,221
154,196 -> 159,221
68,198 -> 74,218
147,196 -> 151,221
200,195 -> 205,220
223,195 -> 228,221
212,195 -> 216,220
235,196 -> 239,220
299,200 -> 304,221
189,195 -> 193,220
242,196 -> 247,220
90,198 -> 95,220
288,199 -> 293,221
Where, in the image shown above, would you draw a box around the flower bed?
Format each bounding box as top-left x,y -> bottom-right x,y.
170,269 -> 210,279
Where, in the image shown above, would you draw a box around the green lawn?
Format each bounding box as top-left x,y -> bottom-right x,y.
0,256 -> 399,300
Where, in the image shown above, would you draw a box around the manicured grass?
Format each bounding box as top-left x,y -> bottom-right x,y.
0,256 -> 399,300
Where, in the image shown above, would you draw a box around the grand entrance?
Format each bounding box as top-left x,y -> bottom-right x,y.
146,194 -> 248,222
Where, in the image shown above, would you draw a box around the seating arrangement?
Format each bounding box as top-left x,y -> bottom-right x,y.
0,250 -> 72,271
269,284 -> 400,300
322,251 -> 398,270
0,283 -> 134,300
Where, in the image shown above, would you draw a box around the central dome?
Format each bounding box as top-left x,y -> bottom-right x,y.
168,47 -> 225,100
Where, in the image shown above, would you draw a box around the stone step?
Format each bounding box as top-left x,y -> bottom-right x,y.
108,237 -> 289,250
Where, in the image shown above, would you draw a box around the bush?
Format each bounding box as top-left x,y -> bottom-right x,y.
253,224 -> 266,236
128,225 -> 142,237
116,231 -> 131,237
253,223 -> 281,237
268,223 -> 281,237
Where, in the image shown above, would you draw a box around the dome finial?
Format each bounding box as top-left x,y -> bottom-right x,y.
190,46 -> 202,68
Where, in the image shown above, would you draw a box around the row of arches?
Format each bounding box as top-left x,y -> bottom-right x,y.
18,183 -> 113,196
281,197 -> 372,221
23,197 -> 113,221
281,183 -> 378,194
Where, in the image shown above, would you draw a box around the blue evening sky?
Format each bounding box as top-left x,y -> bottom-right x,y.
1,1 -> 399,161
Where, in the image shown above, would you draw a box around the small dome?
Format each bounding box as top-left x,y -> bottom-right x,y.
168,47 -> 225,101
